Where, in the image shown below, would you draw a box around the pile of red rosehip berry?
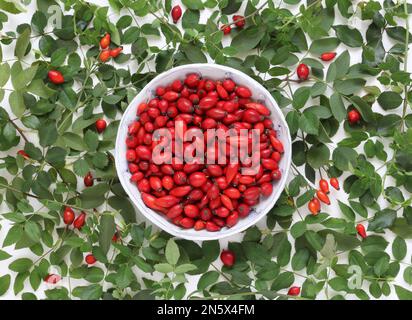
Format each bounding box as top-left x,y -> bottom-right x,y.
125,73 -> 285,232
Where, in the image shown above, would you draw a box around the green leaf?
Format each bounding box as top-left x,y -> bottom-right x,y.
332,147 -> 357,171
0,275 -> 11,296
182,0 -> 204,10
309,38 -> 340,55
14,28 -> 31,59
197,271 -> 219,291
231,26 -> 266,52
99,215 -> 115,255
165,238 -> 179,265
271,272 -> 294,291
334,78 -> 366,95
392,236 -> 407,261
334,25 -> 363,47
24,221 -> 41,243
395,285 -> 412,300
377,91 -> 403,110
307,144 -> 330,169
0,249 -> 11,261
154,263 -> 174,273
330,93 -> 347,122
368,209 -> 397,232
9,258 -> 32,273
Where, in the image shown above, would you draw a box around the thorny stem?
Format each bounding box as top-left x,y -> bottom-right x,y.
10,118 -> 29,143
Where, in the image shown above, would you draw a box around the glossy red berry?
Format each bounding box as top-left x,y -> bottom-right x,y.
330,177 -> 340,190
221,24 -> 231,35
297,63 -> 309,81
308,198 -> 320,215
348,109 -> 361,124
63,207 -> 75,225
85,254 -> 96,265
48,70 -> 64,84
99,50 -> 111,62
84,172 -> 94,187
220,250 -> 235,267
288,286 -> 300,296
95,119 -> 107,133
73,212 -> 86,229
320,52 -> 336,61
356,224 -> 367,239
319,179 -> 329,194
316,190 -> 330,205
171,5 -> 182,24
233,15 -> 245,28
110,47 -> 123,58
100,33 -> 111,49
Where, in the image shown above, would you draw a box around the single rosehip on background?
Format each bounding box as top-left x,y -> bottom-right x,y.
348,109 -> 361,124
320,52 -> 336,61
297,63 -> 309,81
95,119 -> 107,133
171,5 -> 182,23
84,172 -> 94,187
48,70 -> 64,84
220,250 -> 236,267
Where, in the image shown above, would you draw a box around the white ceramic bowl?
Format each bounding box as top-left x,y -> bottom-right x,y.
115,63 -> 291,241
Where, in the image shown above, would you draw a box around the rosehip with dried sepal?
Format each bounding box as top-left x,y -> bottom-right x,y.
171,5 -> 182,24
330,177 -> 340,190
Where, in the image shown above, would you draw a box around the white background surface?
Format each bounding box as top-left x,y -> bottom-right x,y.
0,0 -> 411,299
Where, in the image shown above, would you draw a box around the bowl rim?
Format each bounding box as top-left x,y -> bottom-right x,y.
114,63 -> 292,241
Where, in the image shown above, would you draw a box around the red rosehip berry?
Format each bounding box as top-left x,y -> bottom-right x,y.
100,33 -> 111,49
85,254 -> 96,265
221,24 -> 231,35
320,52 -> 336,61
95,119 -> 107,133
48,70 -> 64,84
348,109 -> 361,124
220,250 -> 235,267
63,207 -> 75,225
233,15 -> 245,28
356,224 -> 367,239
330,177 -> 340,190
73,212 -> 86,229
288,286 -> 300,296
110,47 -> 123,58
171,5 -> 182,24
296,63 -> 309,81
84,172 -> 94,187
99,50 -> 111,62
